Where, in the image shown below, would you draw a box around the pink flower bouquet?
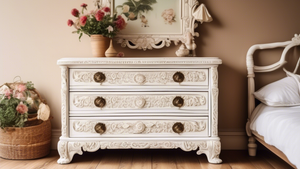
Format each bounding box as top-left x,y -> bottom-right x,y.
67,3 -> 127,40
0,81 -> 49,128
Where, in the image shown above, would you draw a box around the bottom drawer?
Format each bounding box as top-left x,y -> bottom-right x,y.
69,117 -> 208,138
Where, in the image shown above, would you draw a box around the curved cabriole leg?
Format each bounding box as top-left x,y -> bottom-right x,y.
196,140 -> 222,164
57,141 -> 71,164
248,136 -> 257,156
57,141 -> 84,164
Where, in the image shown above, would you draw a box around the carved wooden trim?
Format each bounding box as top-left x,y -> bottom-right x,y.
72,70 -> 207,85
211,66 -> 219,136
60,66 -> 68,137
72,120 -> 207,134
57,58 -> 222,66
57,140 -> 222,164
72,94 -> 207,109
110,0 -> 213,52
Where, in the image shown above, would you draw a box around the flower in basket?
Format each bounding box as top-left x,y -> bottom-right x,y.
0,81 -> 50,129
67,2 -> 127,40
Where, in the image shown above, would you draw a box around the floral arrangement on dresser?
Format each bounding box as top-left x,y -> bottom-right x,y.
0,81 -> 50,129
67,2 -> 127,40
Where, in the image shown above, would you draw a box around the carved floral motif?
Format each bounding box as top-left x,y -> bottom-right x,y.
72,120 -> 207,135
72,71 -> 206,85
72,94 -> 207,109
60,67 -> 68,137
57,140 -> 222,164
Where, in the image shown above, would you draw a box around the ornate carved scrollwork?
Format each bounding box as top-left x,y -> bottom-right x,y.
57,140 -> 221,164
72,120 -> 207,134
134,74 -> 146,84
72,70 -> 207,85
73,94 -> 206,109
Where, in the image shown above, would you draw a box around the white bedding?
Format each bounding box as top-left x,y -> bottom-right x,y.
250,104 -> 300,168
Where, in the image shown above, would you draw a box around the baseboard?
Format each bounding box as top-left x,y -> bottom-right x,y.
51,129 -> 61,150
51,129 -> 247,150
219,130 -> 248,150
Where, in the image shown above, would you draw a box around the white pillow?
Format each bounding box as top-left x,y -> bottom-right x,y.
253,76 -> 300,106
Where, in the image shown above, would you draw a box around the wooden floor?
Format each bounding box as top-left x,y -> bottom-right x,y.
0,149 -> 294,169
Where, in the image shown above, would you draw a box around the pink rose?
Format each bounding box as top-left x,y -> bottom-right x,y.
67,19 -> 74,27
71,8 -> 79,17
103,7 -> 110,13
14,92 -> 25,101
81,3 -> 87,8
95,10 -> 105,21
17,84 -> 26,92
161,9 -> 175,25
4,89 -> 12,99
115,16 -> 126,30
80,16 -> 87,26
16,102 -> 28,114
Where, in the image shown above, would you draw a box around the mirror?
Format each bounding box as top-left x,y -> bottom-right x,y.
105,0 -> 212,56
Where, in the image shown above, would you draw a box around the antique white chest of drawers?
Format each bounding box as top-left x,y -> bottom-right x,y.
57,57 -> 222,164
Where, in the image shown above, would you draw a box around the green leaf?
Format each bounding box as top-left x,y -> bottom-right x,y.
79,33 -> 83,41
26,81 -> 34,90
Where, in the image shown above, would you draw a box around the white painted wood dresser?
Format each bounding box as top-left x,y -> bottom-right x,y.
57,57 -> 222,164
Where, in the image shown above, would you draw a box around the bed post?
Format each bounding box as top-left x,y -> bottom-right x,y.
246,46 -> 257,156
246,40 -> 294,156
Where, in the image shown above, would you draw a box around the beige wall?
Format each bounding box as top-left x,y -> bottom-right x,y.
1,0 -> 300,149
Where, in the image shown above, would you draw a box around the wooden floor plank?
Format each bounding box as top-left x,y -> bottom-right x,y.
130,149 -> 152,169
151,150 -> 177,169
0,150 -> 297,169
70,151 -> 103,169
22,151 -> 60,169
221,150 -> 257,169
198,154 -> 231,169
248,151 -> 275,169
95,150 -> 122,169
118,150 -> 133,169
175,150 -> 202,169
258,150 -> 294,169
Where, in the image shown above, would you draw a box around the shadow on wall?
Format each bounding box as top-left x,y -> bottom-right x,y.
218,63 -> 248,129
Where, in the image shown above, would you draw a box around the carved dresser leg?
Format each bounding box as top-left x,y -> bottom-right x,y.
207,141 -> 222,163
57,141 -> 72,164
57,141 -> 84,164
248,136 -> 257,156
197,140 -> 222,164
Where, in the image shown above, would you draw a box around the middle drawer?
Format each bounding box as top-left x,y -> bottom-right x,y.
70,92 -> 209,111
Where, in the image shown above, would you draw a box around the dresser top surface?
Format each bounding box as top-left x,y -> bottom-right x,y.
57,57 -> 221,67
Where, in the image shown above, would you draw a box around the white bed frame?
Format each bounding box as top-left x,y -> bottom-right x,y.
246,34 -> 300,169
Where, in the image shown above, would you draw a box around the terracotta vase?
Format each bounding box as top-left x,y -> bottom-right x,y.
105,39 -> 118,57
90,35 -> 110,57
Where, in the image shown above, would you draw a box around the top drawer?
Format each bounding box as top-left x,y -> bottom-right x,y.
69,69 -> 209,87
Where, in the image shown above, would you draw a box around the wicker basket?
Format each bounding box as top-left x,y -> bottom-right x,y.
0,81 -> 52,159
0,119 -> 51,159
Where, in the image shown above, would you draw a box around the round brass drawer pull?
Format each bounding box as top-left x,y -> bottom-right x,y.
172,122 -> 184,134
94,72 -> 106,83
94,123 -> 106,134
173,96 -> 184,108
173,72 -> 185,83
94,97 -> 106,108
